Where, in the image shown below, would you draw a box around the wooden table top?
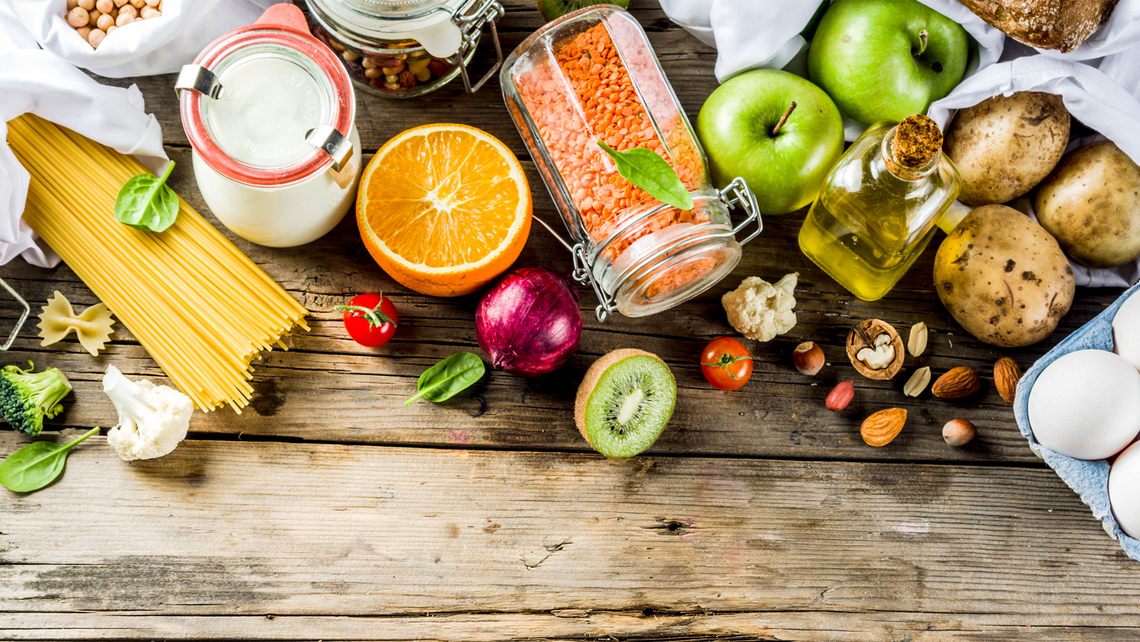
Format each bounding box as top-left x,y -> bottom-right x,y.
2,2 -> 1137,640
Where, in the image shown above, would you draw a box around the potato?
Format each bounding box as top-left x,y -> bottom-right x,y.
934,204 -> 1074,347
944,92 -> 1070,206
1035,141 -> 1140,269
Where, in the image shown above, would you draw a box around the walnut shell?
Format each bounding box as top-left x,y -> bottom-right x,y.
846,319 -> 905,380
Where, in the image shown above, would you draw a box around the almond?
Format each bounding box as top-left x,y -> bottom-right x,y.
994,357 -> 1022,404
861,407 -> 907,447
793,341 -> 825,376
825,381 -> 854,411
931,367 -> 981,399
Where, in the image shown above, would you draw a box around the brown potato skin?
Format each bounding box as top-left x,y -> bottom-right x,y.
1035,140 -> 1140,269
934,205 -> 1074,347
944,92 -> 1070,206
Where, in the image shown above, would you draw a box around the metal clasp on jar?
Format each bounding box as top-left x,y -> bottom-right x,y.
450,0 -> 505,93
534,177 -> 763,323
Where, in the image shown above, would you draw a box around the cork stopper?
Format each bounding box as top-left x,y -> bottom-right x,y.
890,114 -> 942,169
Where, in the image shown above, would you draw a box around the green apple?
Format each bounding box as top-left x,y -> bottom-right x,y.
697,70 -> 845,216
807,0 -> 968,126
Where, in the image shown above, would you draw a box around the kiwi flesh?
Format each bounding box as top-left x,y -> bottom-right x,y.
574,349 -> 676,458
536,0 -> 630,22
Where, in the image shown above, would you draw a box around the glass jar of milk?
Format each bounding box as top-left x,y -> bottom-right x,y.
177,4 -> 362,248
305,0 -> 504,98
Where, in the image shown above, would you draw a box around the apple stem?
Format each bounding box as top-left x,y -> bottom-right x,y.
771,101 -> 797,137
916,29 -> 928,56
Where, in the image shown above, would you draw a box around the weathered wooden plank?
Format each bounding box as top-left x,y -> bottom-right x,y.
1,435 -> 1138,634
0,148 -> 1119,462
3,611 -> 1140,641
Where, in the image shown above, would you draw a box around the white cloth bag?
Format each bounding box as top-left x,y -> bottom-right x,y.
0,49 -> 167,267
2,0 -> 284,78
658,0 -> 1005,82
929,55 -> 1140,287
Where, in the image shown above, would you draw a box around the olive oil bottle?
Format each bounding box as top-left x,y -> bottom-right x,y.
799,115 -> 961,301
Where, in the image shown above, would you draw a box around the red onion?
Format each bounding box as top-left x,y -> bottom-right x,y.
476,267 -> 583,377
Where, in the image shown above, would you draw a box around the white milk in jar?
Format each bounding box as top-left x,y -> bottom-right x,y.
179,4 -> 361,248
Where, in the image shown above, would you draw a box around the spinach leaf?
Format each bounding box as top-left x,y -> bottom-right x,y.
114,161 -> 179,233
405,352 -> 485,405
0,426 -> 99,493
597,141 -> 694,211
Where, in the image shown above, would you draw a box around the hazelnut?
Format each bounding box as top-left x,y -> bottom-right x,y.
943,419 -> 977,446
792,341 -> 825,376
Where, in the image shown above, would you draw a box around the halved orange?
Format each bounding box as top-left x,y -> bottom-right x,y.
357,124 -> 532,297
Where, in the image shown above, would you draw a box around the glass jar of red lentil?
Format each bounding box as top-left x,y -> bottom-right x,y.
501,6 -> 762,321
305,0 -> 504,98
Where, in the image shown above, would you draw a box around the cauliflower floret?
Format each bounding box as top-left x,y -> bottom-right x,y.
721,273 -> 798,342
103,365 -> 192,461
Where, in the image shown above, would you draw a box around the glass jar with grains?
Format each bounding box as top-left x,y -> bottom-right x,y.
305,0 -> 504,98
502,6 -> 763,321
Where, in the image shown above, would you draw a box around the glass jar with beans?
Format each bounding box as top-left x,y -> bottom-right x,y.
501,6 -> 763,321
304,0 -> 504,98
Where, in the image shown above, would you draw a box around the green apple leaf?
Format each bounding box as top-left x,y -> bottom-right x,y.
597,142 -> 693,211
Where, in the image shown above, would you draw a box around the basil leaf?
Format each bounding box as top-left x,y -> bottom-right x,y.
0,427 -> 99,493
597,141 -> 694,211
114,161 -> 179,233
405,352 -> 485,405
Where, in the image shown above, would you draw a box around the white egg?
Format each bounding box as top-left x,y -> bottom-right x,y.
1109,440 -> 1140,539
1114,290 -> 1140,372
1028,349 -> 1140,460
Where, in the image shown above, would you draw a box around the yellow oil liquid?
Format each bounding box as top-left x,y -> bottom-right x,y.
798,186 -> 941,301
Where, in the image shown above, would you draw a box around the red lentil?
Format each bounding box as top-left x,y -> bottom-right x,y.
514,21 -> 712,262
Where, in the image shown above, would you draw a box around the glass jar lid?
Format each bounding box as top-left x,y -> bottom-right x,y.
179,4 -> 355,188
306,0 -> 468,56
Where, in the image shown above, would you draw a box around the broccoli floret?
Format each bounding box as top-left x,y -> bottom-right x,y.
0,362 -> 72,437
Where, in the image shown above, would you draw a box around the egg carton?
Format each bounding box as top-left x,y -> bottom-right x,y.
1014,283 -> 1140,561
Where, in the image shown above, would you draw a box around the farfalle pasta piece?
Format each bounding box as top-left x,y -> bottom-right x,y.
37,291 -> 115,356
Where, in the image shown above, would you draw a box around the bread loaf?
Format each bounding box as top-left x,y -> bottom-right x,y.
958,0 -> 1119,52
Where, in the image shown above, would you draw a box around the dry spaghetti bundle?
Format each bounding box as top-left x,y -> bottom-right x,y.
7,114 -> 309,412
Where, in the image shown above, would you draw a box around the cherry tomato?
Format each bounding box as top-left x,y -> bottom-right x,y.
700,337 -> 752,391
335,293 -> 398,347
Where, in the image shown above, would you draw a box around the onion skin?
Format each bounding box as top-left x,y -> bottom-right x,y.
476,267 -> 582,377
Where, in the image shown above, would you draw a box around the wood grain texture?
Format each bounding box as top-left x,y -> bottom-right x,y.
2,434 -> 1139,639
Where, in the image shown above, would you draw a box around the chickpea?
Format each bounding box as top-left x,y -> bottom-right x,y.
67,0 -> 79,9
115,11 -> 133,26
87,28 -> 105,47
118,4 -> 136,18
87,9 -> 100,26
76,26 -> 92,40
361,58 -> 376,69
113,0 -> 128,6
145,0 -> 160,6
66,7 -> 89,28
106,25 -> 117,33
78,0 -> 95,10
96,0 -> 112,12
140,7 -> 159,19
96,12 -> 113,30
341,50 -> 360,62
364,67 -> 382,79
130,0 -> 145,8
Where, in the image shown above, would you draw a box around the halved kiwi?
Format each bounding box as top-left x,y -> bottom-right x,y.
536,0 -> 630,22
574,349 -> 676,458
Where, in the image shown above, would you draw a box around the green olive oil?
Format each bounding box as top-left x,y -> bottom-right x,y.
798,118 -> 961,301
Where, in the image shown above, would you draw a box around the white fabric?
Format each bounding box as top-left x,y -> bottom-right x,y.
659,0 -> 1005,83
0,49 -> 167,267
929,55 -> 1140,287
1,0 -> 284,78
